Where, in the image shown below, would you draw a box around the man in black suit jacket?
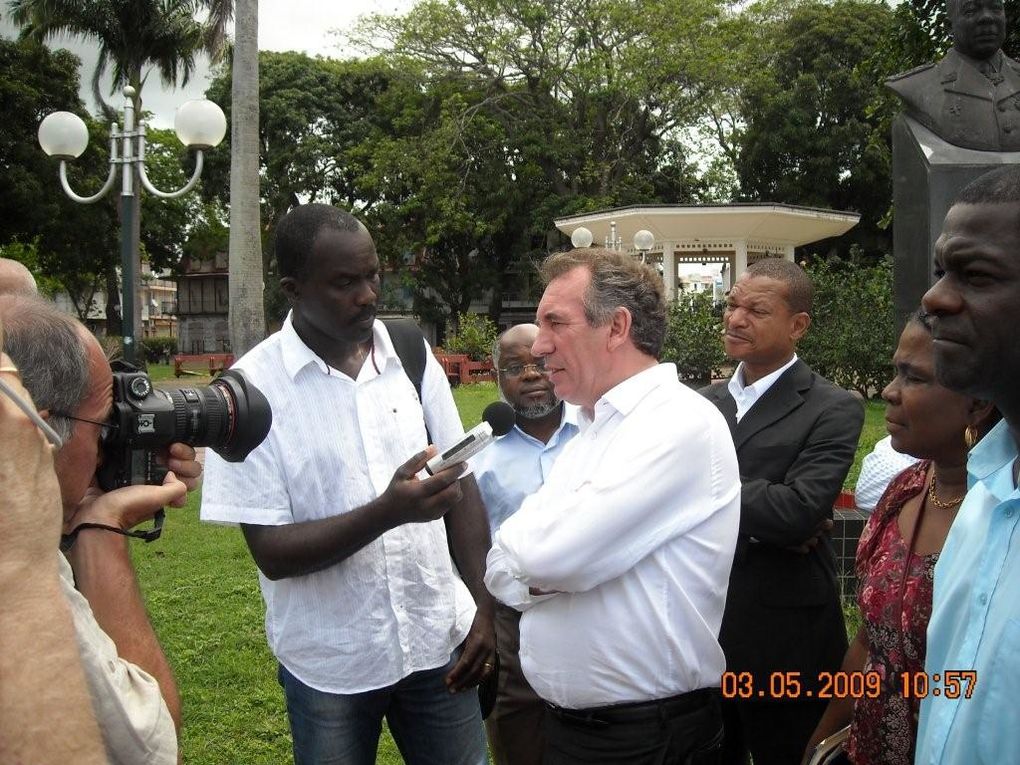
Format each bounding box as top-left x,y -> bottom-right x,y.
700,259 -> 864,765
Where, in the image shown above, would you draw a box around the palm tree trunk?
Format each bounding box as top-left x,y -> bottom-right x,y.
228,0 -> 266,355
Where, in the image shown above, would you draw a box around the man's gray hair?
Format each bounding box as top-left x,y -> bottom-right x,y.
540,248 -> 667,358
0,295 -> 90,441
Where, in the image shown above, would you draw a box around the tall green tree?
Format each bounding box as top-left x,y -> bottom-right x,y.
0,37 -> 118,314
727,0 -> 896,258
206,1 -> 734,330
351,0 -> 723,322
8,0 -> 231,118
204,51 -> 400,228
203,51 -> 403,321
356,0 -> 723,208
140,127 -> 205,271
8,0 -> 232,340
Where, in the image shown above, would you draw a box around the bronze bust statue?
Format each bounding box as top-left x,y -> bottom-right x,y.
887,0 -> 1020,151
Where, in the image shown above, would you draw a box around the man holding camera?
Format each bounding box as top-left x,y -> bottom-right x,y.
0,293 -> 203,765
0,338 -> 105,763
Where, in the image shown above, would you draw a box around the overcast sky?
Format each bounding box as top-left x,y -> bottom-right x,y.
1,0 -> 416,128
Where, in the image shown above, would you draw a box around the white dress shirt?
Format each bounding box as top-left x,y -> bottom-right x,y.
485,363 -> 741,709
201,314 -> 475,694
470,404 -> 580,535
727,354 -> 799,422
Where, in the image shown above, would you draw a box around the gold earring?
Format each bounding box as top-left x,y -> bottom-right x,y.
965,426 -> 978,449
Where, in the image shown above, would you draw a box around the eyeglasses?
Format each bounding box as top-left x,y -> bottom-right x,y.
50,412 -> 118,443
497,359 -> 548,379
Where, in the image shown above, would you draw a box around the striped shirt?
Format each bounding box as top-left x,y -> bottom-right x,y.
201,314 -> 475,693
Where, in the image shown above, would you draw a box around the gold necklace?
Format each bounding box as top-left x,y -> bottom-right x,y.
928,474 -> 965,509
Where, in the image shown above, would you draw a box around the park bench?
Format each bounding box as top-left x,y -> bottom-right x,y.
434,352 -> 496,386
173,353 -> 235,378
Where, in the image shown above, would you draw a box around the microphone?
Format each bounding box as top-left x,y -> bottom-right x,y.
425,401 -> 515,475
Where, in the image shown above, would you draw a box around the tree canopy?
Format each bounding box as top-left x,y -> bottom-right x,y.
730,0 -> 896,257
0,37 -> 118,316
8,0 -> 993,332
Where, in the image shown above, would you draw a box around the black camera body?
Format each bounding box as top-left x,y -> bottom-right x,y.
97,364 -> 272,491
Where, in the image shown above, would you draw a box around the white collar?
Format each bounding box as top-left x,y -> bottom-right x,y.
279,311 -> 397,381
729,354 -> 798,399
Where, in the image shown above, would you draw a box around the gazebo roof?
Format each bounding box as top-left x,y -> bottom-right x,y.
554,203 -> 860,248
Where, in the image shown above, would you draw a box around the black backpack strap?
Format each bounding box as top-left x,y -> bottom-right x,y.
381,317 -> 427,400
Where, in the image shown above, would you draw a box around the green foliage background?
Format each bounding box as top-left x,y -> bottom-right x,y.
661,291 -> 727,387
442,312 -> 499,361
799,254 -> 896,398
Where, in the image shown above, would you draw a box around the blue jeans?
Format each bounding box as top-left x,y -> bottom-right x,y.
278,653 -> 488,765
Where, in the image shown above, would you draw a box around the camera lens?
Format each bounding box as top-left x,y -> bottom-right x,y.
160,369 -> 272,462
206,369 -> 273,462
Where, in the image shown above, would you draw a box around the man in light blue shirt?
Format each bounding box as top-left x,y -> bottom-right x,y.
917,165 -> 1020,765
472,323 -> 579,765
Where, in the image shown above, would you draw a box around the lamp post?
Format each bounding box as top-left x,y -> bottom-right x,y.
37,86 -> 226,365
604,220 -> 623,251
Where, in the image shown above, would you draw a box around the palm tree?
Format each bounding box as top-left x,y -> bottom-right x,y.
8,0 -> 233,346
227,0 -> 265,355
9,0 -> 231,118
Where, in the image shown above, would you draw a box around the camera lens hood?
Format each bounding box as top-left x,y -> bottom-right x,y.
210,369 -> 273,462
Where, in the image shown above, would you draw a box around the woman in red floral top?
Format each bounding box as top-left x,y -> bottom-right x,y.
804,314 -> 999,765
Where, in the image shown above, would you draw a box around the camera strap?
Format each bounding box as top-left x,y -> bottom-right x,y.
60,509 -> 165,552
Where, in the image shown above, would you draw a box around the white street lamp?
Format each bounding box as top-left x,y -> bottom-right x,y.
633,229 -> 655,262
570,226 -> 594,248
38,86 -> 226,364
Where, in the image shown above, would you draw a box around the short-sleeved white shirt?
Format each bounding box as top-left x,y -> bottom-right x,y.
201,314 -> 475,694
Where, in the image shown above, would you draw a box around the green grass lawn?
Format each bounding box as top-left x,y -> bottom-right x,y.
132,379 -> 883,763
848,399 -> 886,489
147,362 -> 212,386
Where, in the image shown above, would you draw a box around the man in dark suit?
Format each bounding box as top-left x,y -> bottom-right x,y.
886,0 -> 1020,152
700,259 -> 864,765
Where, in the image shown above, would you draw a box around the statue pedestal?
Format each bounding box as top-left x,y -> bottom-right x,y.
892,115 -> 1020,323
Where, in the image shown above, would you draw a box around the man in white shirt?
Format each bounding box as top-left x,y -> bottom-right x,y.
473,323 -> 580,765
700,259 -> 863,765
201,204 -> 493,765
485,248 -> 741,764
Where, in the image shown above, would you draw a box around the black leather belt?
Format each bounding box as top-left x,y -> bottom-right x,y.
545,688 -> 718,729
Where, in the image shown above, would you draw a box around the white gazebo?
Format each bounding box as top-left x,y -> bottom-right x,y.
554,203 -> 860,299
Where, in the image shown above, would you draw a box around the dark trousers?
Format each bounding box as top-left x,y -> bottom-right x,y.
485,603 -> 547,765
720,697 -> 826,765
543,689 -> 723,765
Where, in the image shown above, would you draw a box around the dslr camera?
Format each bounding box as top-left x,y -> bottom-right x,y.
96,362 -> 272,491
